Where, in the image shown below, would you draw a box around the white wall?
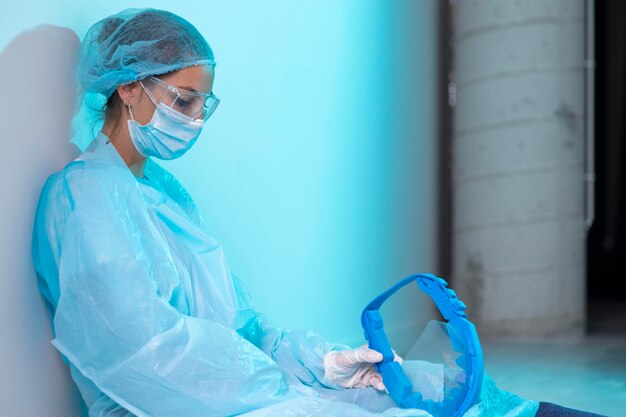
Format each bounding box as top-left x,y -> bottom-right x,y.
1,1 -> 441,416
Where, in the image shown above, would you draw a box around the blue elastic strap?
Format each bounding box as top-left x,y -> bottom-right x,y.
361,273 -> 483,417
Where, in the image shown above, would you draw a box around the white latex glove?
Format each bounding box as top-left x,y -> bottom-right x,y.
323,344 -> 403,391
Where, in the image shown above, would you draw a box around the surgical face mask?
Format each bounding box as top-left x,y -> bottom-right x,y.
126,83 -> 205,160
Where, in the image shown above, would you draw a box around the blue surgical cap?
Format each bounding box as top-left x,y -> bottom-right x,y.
70,7 -> 216,150
78,7 -> 216,98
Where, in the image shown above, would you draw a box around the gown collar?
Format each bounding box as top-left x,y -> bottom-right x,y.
75,131 -> 154,181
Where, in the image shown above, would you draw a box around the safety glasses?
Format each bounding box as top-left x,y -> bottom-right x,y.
139,75 -> 220,122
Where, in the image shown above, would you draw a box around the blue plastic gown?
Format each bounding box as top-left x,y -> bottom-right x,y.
31,131 -> 540,417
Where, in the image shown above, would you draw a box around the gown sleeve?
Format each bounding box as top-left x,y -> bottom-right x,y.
48,169 -> 294,417
230,274 -> 349,391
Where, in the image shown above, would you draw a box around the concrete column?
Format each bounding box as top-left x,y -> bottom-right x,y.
452,0 -> 586,337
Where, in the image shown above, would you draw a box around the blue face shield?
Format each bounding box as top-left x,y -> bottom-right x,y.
361,273 -> 484,417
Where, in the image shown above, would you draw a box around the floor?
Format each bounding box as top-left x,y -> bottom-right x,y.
482,334 -> 626,417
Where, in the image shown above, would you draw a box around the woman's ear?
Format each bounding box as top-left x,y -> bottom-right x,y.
117,82 -> 139,105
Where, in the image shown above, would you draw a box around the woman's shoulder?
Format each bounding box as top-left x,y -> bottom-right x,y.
33,163 -> 111,266
39,159 -> 136,215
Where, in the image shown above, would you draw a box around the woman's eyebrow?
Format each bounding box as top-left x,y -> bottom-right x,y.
177,85 -> 213,95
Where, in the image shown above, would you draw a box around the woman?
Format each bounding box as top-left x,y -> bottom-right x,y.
31,7 -> 603,417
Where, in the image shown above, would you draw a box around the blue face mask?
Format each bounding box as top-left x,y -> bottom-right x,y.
126,95 -> 204,160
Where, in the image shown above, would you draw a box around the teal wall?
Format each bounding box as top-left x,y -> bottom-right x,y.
160,0 -> 442,347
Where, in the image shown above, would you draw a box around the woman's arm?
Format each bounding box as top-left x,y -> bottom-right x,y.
230,275 -> 351,390
48,171 -> 294,417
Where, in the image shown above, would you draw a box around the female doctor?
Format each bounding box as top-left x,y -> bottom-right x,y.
31,7 -> 597,417
30,7 -> 420,417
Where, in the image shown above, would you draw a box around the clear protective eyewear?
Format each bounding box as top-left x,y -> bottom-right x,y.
138,75 -> 220,122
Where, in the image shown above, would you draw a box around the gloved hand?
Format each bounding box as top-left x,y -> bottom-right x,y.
323,344 -> 402,391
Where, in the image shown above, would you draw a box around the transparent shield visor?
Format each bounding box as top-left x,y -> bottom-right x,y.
399,320 -> 471,416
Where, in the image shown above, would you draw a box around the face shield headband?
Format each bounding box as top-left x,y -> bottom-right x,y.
361,273 -> 484,417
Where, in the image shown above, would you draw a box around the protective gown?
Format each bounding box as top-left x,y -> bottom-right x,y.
31,131 -> 540,417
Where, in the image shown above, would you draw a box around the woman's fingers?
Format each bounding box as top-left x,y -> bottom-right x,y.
350,344 -> 383,364
360,367 -> 386,391
370,373 -> 386,391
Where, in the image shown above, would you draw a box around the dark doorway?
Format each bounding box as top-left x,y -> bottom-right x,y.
587,0 -> 626,334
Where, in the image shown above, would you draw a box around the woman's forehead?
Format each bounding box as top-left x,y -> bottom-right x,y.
160,65 -> 214,93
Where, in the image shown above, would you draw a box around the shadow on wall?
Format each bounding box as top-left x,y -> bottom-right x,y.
0,25 -> 85,417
